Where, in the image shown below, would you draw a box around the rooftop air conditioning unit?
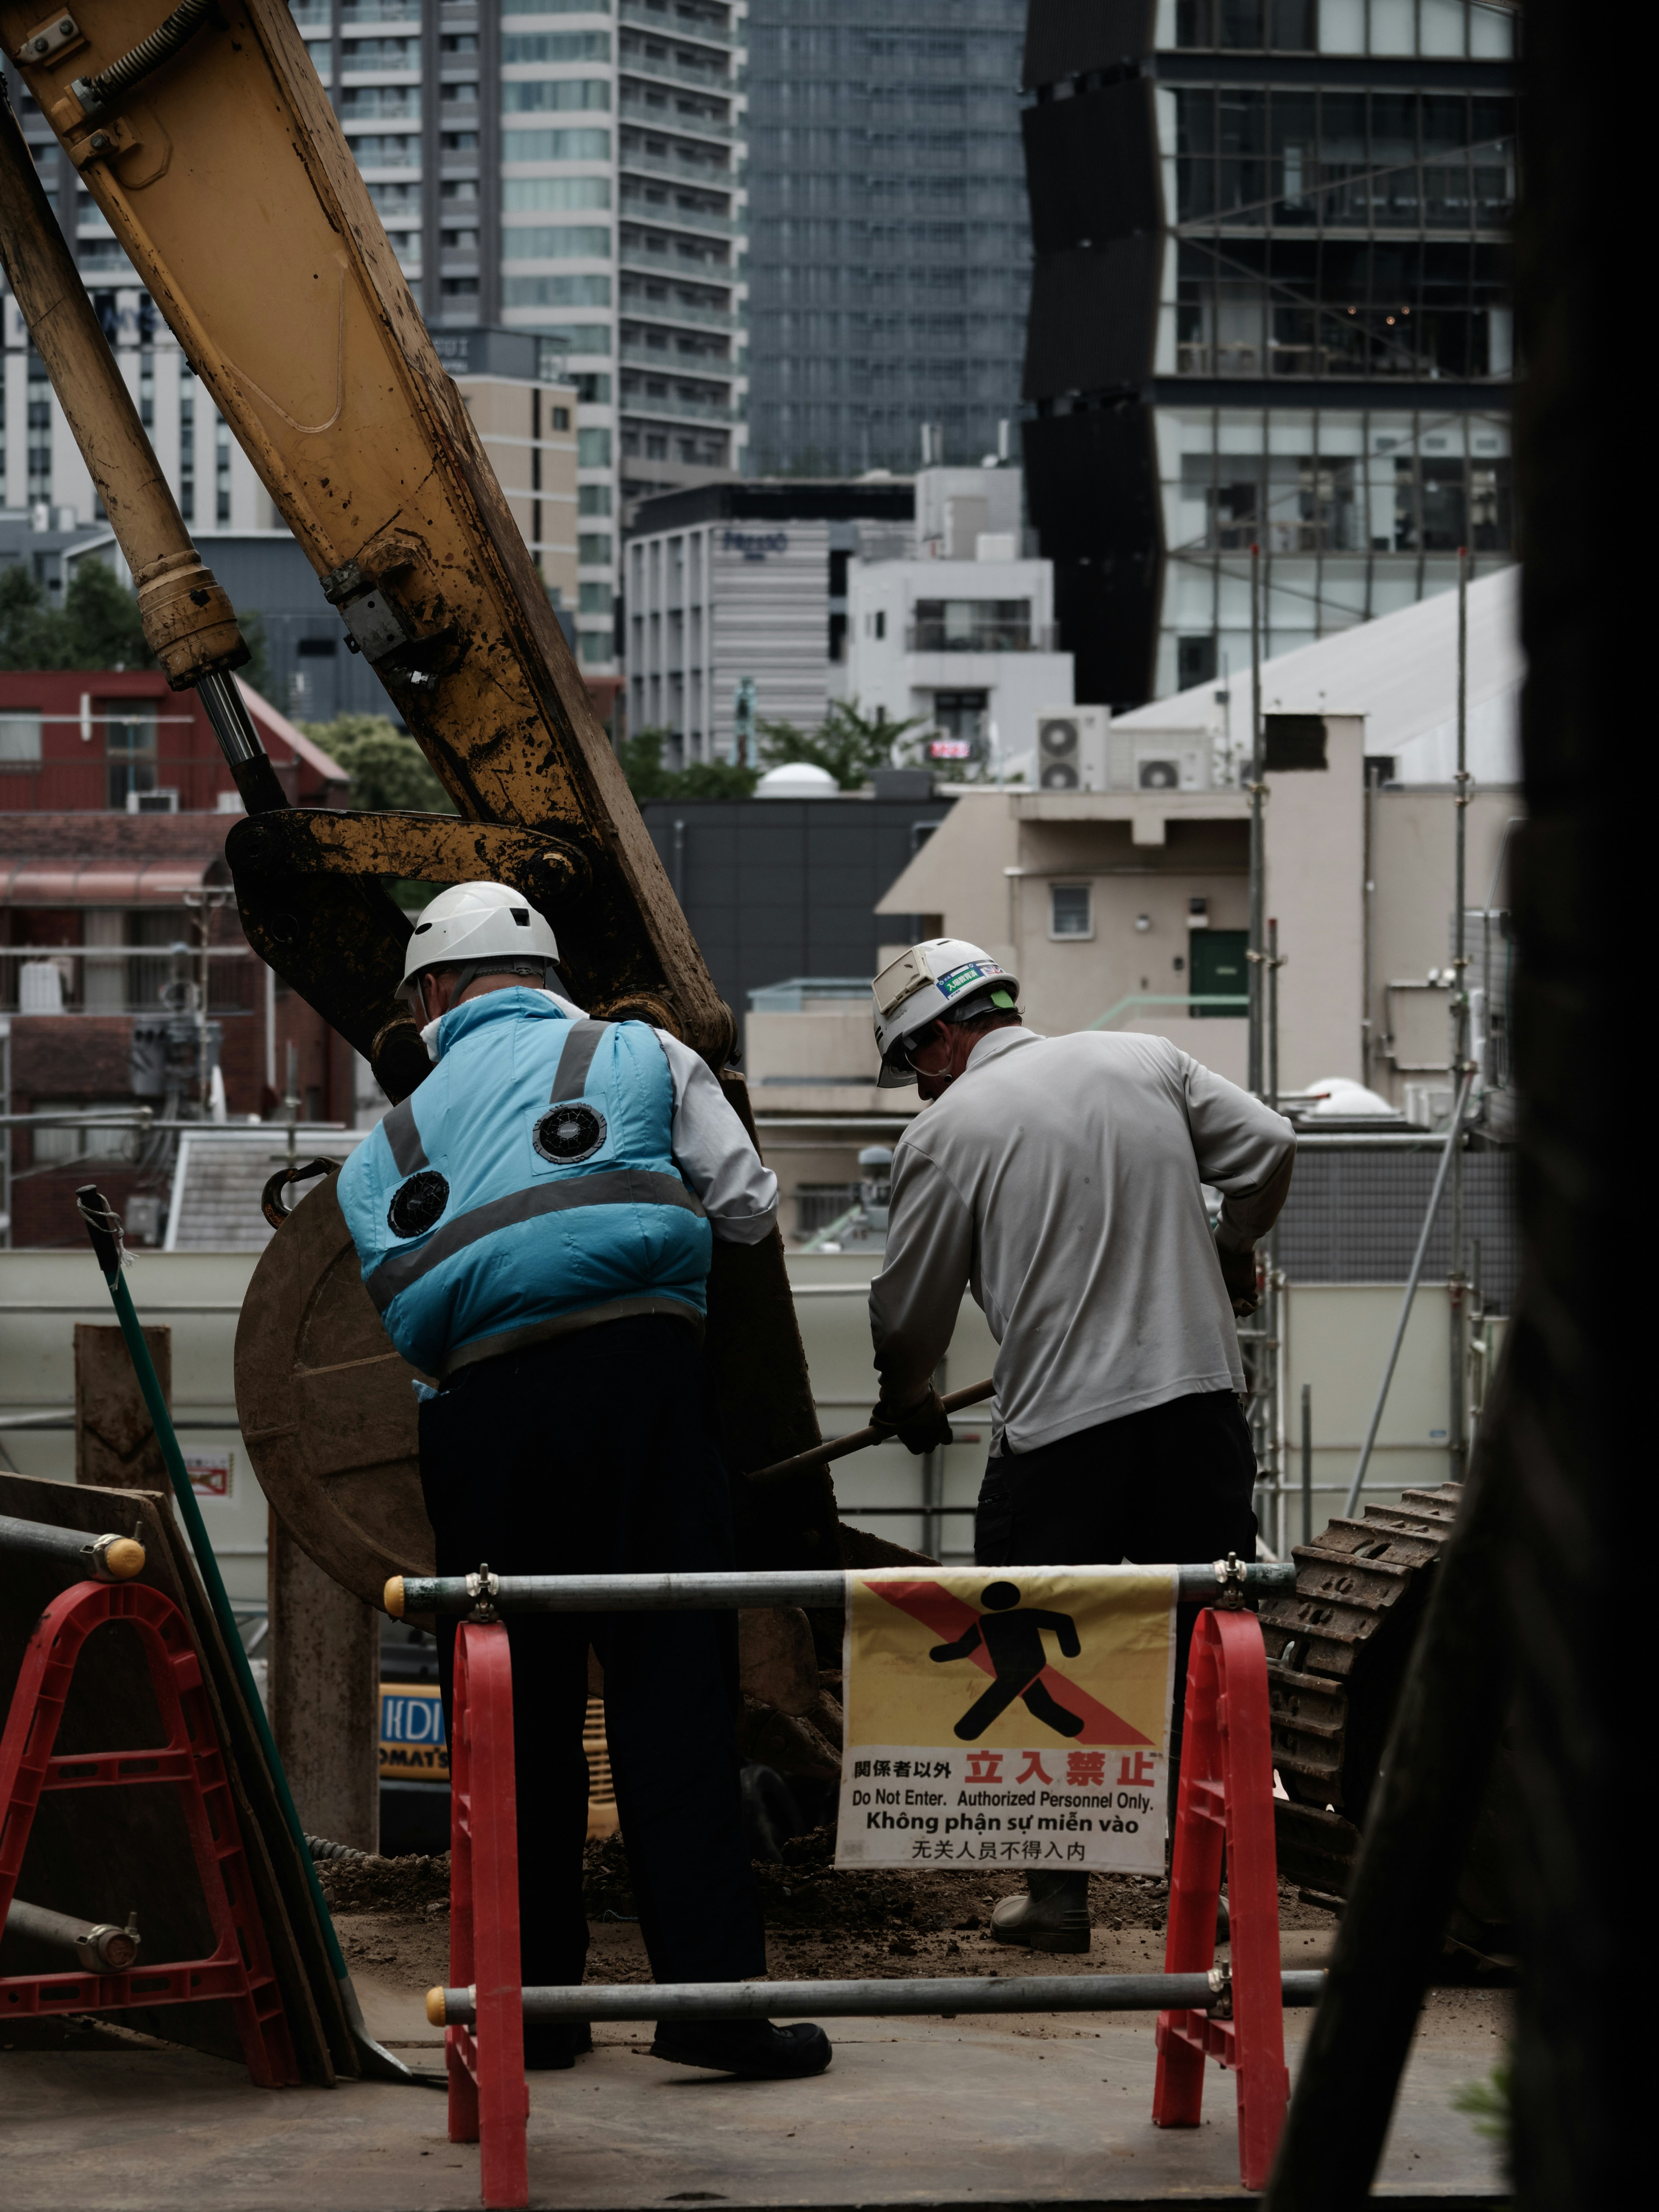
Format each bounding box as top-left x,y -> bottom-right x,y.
127,789 -> 180,814
1035,705 -> 1109,791
1131,736 -> 1211,792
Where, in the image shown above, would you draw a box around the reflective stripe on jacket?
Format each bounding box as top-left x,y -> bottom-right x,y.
338,990 -> 712,1375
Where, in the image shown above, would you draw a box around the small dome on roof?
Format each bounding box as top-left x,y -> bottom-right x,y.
1302,1076 -> 1402,1118
755,761 -> 839,799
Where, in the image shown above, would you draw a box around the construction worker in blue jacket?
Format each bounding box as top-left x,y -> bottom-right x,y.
338,880 -> 830,2081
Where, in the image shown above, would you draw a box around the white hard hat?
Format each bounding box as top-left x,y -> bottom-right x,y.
400,880 -> 561,993
871,938 -> 1019,1088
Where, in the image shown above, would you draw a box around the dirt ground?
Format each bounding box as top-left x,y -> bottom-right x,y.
318,1826 -> 1344,1998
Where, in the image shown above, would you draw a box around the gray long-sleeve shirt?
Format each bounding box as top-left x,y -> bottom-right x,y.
868,1028 -> 1296,1454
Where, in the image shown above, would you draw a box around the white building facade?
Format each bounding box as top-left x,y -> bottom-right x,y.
843,467 -> 1074,772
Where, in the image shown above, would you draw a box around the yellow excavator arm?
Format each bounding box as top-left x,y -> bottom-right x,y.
0,0 -> 855,1551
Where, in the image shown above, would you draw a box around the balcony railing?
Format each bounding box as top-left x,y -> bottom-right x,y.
620,239 -> 733,281
619,196 -> 737,238
619,0 -> 738,52
0,944 -> 258,1019
0,752 -> 289,813
619,42 -> 734,96
620,336 -> 733,370
618,89 -> 734,141
619,292 -> 739,331
618,142 -> 736,189
905,623 -> 1055,653
621,391 -> 739,424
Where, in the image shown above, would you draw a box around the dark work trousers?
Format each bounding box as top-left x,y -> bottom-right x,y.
418,1313 -> 765,1993
974,1387 -> 1259,1773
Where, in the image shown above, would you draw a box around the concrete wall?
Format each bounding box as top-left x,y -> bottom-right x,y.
1263,713 -> 1367,1091
454,371 -> 580,611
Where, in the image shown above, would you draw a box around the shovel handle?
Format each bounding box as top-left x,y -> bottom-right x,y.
746,1379 -> 995,1487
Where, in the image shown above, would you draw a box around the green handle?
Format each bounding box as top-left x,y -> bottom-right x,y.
77,1188 -> 347,1976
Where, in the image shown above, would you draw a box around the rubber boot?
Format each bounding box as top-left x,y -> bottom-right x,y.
650,2019 -> 832,2078
990,1868 -> 1091,1954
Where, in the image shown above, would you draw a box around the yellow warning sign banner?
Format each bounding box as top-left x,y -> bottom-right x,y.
837,1566 -> 1177,1874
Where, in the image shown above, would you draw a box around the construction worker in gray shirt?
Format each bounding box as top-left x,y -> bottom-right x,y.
864,938 -> 1296,1955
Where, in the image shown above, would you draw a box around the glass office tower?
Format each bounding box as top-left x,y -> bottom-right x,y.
744,0 -> 1030,477
1020,0 -> 1516,706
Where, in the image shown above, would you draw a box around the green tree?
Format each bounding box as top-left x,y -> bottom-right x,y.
62,559 -> 152,667
0,557 -> 156,670
299,713 -> 455,813
618,726 -> 758,802
757,696 -> 927,791
0,563 -> 64,669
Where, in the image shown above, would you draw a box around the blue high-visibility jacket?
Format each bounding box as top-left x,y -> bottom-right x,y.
337,990 -> 712,1376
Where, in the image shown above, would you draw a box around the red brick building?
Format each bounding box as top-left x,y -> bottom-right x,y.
1,675 -> 353,1246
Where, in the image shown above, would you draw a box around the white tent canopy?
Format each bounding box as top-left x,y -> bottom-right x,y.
1114,566 -> 1523,786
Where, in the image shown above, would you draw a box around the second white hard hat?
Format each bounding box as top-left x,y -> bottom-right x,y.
871,938 -> 1019,1088
401,880 -> 561,989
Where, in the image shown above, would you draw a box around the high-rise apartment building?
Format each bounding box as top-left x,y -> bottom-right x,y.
744,0 -> 1030,478
2,0 -> 751,688
1020,0 -> 1516,706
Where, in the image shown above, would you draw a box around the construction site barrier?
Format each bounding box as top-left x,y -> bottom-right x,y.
1155,1604 -> 1288,2187
432,1969 -> 1327,2024
0,1578 -> 299,2086
443,1619 -> 528,2210
386,1559 -> 1297,1617
430,1565 -> 1294,2210
0,1512 -> 145,1581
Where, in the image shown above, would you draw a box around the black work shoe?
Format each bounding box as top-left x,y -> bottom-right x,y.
990,1869 -> 1091,1955
523,2021 -> 592,2070
650,2020 -> 832,2079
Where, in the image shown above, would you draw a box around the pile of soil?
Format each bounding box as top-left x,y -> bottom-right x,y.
316,1850 -> 451,1916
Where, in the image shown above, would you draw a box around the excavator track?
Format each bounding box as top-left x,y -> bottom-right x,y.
1260,1483 -> 1511,1955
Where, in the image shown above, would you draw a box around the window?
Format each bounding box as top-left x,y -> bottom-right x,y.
502,275 -> 612,308
578,427 -> 612,466
102,698 -> 157,810
502,226 -> 612,261
550,405 -> 571,430
503,176 -> 611,213
0,713 -> 42,764
578,483 -> 612,515
502,128 -> 611,161
502,79 -> 611,114
1178,636 -> 1218,689
29,1101 -> 140,1166
1050,885 -> 1093,940
910,600 -> 1031,652
579,581 -> 612,615
578,532 -> 613,564
501,31 -> 610,61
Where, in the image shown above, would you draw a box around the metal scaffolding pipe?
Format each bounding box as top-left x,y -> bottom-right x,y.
0,1513 -> 145,1580
429,1969 -> 1329,2028
387,1560 -> 1298,1619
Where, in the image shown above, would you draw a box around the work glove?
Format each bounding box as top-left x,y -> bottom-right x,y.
870,1386 -> 953,1456
1217,1240 -> 1262,1317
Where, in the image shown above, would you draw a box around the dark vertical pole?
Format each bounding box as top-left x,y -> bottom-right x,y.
1263,1373 -> 1515,2210
1300,1381 -> 1312,1549
1248,543 -> 1265,1096
1448,545 -> 1470,1481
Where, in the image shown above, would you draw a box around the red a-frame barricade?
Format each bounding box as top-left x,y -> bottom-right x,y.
444,1619 -> 529,2210
1154,1603 -> 1290,2189
0,1578 -> 299,2085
